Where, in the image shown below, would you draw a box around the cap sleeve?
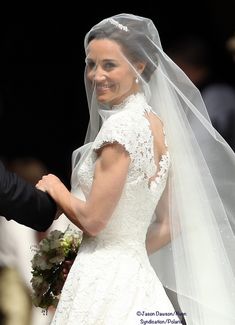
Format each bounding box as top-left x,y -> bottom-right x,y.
92,112 -> 140,162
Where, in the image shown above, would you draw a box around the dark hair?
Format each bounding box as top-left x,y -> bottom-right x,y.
86,20 -> 157,82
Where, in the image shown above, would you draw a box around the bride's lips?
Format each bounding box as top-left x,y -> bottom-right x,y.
96,83 -> 114,94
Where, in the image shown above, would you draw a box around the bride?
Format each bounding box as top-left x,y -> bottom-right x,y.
36,13 -> 235,324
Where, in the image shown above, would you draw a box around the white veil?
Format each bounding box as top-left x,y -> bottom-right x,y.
71,13 -> 235,324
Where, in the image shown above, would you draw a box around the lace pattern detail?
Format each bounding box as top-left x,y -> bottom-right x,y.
93,93 -> 170,184
50,93 -> 176,324
93,110 -> 155,178
77,93 -> 171,199
149,151 -> 170,191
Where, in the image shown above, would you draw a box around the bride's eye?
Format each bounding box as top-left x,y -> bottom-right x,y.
86,59 -> 95,70
103,61 -> 116,70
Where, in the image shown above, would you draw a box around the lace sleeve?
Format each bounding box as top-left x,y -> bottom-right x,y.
92,112 -> 140,162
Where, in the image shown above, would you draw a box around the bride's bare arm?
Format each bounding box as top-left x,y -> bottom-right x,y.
36,143 -> 130,236
145,182 -> 171,255
145,219 -> 171,255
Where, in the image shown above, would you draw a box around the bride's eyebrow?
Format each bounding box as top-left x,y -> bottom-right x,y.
85,57 -> 118,64
102,59 -> 118,63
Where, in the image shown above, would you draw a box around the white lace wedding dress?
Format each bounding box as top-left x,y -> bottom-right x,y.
51,93 -> 181,324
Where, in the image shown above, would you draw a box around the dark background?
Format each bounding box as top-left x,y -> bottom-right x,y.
0,2 -> 235,187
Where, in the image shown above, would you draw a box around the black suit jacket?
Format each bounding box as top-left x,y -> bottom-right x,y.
0,160 -> 56,231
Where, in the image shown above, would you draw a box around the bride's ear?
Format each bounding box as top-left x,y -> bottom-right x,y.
135,61 -> 146,75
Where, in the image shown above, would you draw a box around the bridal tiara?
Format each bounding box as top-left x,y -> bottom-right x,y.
107,18 -> 129,32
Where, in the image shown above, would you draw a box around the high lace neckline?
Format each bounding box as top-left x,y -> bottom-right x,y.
98,92 -> 149,122
110,92 -> 143,110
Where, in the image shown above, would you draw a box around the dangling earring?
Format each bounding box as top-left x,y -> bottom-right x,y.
135,77 -> 139,84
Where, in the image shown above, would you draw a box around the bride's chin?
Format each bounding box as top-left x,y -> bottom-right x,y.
97,97 -> 109,104
96,94 -> 113,105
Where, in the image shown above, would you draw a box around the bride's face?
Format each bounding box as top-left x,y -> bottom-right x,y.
86,38 -> 138,106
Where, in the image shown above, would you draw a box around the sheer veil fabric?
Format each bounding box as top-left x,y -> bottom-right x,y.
71,14 -> 235,324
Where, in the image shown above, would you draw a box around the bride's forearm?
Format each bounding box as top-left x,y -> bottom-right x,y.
48,184 -> 103,236
145,222 -> 171,255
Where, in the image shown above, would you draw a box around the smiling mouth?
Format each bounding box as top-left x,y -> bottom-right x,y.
96,84 -> 113,91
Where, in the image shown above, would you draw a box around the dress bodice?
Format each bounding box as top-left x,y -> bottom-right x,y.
75,93 -> 170,248
50,93 -> 176,325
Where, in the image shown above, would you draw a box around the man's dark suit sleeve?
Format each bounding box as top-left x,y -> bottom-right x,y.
0,161 -> 57,231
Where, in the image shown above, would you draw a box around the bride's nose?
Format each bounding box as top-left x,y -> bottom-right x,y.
93,66 -> 106,83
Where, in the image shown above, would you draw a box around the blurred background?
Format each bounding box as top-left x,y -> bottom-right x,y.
0,2 -> 235,187
0,2 -> 235,325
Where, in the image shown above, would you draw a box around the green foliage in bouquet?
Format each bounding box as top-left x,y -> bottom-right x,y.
31,226 -> 82,312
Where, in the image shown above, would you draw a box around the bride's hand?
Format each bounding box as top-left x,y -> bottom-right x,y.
35,174 -> 63,194
35,179 -> 47,192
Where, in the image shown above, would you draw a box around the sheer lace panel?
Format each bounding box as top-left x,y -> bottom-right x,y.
144,111 -> 170,190
91,101 -> 170,191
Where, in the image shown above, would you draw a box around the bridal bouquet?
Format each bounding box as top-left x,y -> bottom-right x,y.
30,226 -> 82,312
